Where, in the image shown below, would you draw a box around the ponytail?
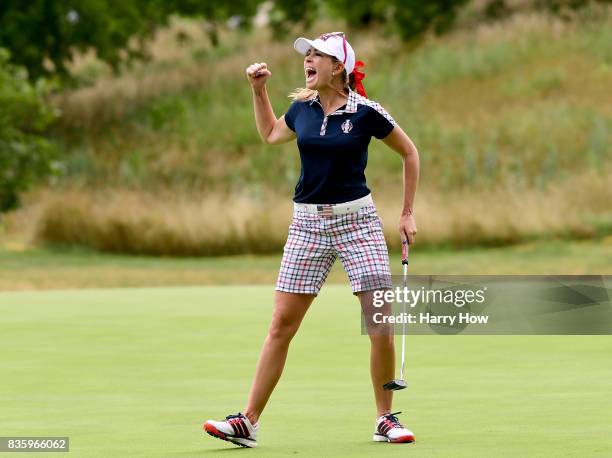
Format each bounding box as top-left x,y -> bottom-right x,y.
288,88 -> 317,101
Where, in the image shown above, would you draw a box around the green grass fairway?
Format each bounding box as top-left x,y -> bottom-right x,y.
1,286 -> 612,457
1,239 -> 611,290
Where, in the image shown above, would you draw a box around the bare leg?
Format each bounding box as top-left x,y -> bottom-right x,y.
358,290 -> 395,417
243,291 -> 315,425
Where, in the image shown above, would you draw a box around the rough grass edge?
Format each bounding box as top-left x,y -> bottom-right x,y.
31,170 -> 612,256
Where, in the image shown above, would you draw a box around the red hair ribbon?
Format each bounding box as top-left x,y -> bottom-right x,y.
352,60 -> 367,98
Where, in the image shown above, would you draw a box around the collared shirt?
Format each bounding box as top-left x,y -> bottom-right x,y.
284,89 -> 396,204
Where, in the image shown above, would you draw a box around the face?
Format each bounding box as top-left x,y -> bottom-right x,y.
303,47 -> 343,89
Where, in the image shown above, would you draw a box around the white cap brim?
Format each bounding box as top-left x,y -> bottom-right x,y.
293,37 -> 335,57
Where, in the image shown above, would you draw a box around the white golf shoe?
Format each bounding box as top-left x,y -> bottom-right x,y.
203,412 -> 258,448
373,411 -> 415,443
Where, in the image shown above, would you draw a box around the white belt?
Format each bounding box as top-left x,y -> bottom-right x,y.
294,194 -> 374,216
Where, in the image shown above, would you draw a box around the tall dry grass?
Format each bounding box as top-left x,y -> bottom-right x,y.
375,171 -> 612,248
34,189 -> 292,256
52,8 -> 612,195
33,170 -> 611,256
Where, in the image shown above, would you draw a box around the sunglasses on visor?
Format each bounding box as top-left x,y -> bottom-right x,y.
317,32 -> 347,65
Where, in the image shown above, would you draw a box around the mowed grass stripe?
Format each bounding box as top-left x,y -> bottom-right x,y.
1,239 -> 611,291
1,286 -> 611,457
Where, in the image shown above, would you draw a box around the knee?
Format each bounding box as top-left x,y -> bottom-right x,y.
268,313 -> 299,343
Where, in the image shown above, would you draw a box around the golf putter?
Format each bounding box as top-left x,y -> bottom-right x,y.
383,240 -> 409,391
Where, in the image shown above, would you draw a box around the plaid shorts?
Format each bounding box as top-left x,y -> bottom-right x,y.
276,203 -> 393,295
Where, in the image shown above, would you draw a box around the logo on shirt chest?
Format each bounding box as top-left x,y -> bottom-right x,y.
340,119 -> 353,134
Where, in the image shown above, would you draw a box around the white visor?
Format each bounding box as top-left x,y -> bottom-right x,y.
293,33 -> 356,75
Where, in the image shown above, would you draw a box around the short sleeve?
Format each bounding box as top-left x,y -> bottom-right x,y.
284,101 -> 301,132
367,104 -> 396,139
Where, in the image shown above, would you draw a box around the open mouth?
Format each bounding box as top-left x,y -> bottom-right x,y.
305,67 -> 317,83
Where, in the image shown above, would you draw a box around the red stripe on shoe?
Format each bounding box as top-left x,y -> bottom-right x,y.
228,419 -> 241,436
238,418 -> 250,438
379,423 -> 390,434
228,418 -> 248,438
236,418 -> 249,438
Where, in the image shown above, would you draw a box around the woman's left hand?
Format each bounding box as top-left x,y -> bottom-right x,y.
399,214 -> 417,245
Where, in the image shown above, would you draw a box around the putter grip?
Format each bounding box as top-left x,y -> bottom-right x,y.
401,240 -> 409,265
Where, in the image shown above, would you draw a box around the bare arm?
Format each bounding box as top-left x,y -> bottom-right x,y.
382,125 -> 420,245
246,62 -> 296,145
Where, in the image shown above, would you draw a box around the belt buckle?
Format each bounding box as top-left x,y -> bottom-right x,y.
316,204 -> 334,217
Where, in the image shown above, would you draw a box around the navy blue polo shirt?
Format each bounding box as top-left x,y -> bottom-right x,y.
284,89 -> 396,204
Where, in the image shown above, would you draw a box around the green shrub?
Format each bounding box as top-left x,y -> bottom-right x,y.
0,48 -> 59,212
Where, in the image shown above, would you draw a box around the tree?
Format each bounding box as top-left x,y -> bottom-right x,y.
391,0 -> 469,40
277,0 -> 468,42
0,0 -> 262,81
268,0 -> 319,37
0,48 -> 58,212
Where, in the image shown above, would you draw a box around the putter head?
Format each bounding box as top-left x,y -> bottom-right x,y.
383,379 -> 407,391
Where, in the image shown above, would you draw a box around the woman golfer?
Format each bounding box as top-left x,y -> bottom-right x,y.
204,32 -> 419,447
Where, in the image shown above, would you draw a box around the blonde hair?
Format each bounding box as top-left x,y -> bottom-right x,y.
288,88 -> 318,101
288,57 -> 355,101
